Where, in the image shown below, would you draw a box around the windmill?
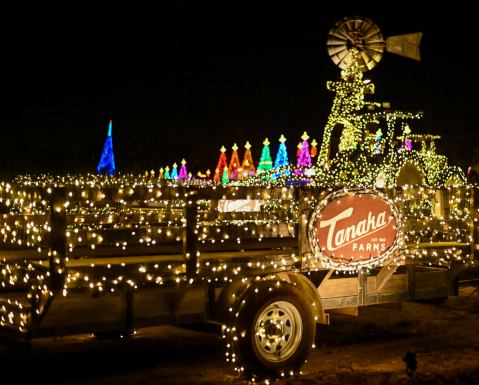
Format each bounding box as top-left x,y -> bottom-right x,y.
317,16 -> 423,165
327,16 -> 422,72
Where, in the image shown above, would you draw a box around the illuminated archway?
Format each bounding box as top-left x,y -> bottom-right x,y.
396,163 -> 425,186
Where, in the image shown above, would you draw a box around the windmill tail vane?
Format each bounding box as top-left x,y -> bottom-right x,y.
386,32 -> 422,61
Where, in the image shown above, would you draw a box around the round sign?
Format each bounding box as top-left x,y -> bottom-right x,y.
308,189 -> 400,269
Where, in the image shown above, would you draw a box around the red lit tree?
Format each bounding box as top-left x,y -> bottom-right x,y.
296,142 -> 302,158
310,139 -> 318,158
214,146 -> 228,182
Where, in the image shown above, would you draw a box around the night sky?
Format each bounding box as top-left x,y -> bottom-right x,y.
1,2 -> 477,178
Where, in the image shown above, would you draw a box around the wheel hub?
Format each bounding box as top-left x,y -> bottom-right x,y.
254,300 -> 303,363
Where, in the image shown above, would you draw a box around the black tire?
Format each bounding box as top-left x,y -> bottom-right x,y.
233,283 -> 316,380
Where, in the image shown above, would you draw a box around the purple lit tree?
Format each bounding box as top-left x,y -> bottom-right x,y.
179,159 -> 188,180
297,131 -> 312,167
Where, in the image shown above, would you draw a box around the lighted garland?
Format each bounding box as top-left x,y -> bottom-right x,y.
307,188 -> 404,270
0,44 -> 473,383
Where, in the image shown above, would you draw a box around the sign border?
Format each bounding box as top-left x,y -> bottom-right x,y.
307,188 -> 402,270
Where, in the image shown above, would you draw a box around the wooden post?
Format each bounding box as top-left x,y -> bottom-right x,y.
358,269 -> 368,306
297,188 -> 314,270
183,193 -> 198,280
49,187 -> 67,292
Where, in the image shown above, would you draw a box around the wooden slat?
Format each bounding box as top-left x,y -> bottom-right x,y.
318,277 -> 358,298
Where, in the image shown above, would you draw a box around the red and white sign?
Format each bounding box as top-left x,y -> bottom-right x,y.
309,190 -> 400,269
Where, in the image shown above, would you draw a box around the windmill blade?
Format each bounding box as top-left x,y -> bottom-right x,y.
327,16 -> 385,72
386,32 -> 423,61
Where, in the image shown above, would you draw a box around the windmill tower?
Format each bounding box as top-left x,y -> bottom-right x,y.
317,16 -> 422,165
96,120 -> 117,175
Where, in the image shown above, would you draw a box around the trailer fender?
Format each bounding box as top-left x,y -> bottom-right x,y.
271,272 -> 328,325
214,273 -> 327,325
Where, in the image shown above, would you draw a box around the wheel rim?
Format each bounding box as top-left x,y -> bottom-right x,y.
253,300 -> 303,363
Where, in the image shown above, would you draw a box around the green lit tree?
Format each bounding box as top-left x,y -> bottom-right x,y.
257,138 -> 273,175
164,166 -> 171,180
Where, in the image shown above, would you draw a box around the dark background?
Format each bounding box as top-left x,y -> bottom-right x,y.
1,1 -> 476,178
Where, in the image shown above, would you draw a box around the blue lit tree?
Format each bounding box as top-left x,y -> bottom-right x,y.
170,163 -> 178,180
273,134 -> 290,178
97,120 -> 116,175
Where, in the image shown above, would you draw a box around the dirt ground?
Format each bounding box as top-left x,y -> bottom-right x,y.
1,285 -> 479,384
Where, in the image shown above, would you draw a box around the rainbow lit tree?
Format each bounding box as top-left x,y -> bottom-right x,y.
228,143 -> 241,180
257,138 -> 273,176
214,146 -> 228,182
241,141 -> 255,179
96,120 -> 116,175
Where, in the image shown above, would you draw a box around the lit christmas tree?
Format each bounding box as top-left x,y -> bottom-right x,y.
96,120 -> 116,175
274,134 -> 290,169
241,141 -> 256,178
297,131 -> 312,167
273,134 -> 290,179
375,128 -> 383,154
179,159 -> 188,180
221,168 -> 229,184
228,143 -> 241,180
310,139 -> 318,158
296,142 -> 302,158
257,138 -> 273,175
403,124 -> 413,151
164,166 -> 171,180
158,167 -> 164,180
214,146 -> 228,182
171,163 -> 178,180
